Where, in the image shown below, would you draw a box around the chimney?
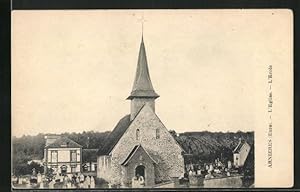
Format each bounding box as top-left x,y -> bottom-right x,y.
45,135 -> 60,146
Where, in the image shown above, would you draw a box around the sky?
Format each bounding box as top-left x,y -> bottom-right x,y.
12,10 -> 292,137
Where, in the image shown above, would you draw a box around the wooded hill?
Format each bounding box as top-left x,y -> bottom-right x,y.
12,130 -> 254,175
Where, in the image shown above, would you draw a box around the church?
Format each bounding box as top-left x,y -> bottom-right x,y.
96,36 -> 185,187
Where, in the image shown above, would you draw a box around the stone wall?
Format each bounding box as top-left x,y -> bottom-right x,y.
203,176 -> 243,188
153,181 -> 175,188
97,155 -> 112,182
107,104 -> 185,185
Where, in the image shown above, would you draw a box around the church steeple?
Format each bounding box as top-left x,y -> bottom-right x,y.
127,36 -> 159,100
128,36 -> 159,120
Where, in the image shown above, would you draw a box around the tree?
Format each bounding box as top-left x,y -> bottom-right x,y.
169,130 -> 177,138
28,162 -> 44,174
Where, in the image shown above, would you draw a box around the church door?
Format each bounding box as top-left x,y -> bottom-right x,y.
135,165 -> 145,179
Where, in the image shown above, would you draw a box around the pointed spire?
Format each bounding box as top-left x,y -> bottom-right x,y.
127,37 -> 159,100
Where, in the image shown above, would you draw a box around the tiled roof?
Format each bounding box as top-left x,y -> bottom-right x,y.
45,136 -> 82,148
97,114 -> 131,156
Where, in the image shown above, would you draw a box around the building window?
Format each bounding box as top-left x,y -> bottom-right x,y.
51,151 -> 58,163
136,129 -> 140,140
71,166 -> 76,173
70,150 -> 77,162
156,128 -> 160,139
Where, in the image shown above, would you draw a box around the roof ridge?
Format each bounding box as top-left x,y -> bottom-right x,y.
45,136 -> 82,148
107,104 -> 148,155
97,105 -> 149,156
121,144 -> 157,166
150,109 -> 186,154
233,140 -> 248,153
97,114 -> 131,156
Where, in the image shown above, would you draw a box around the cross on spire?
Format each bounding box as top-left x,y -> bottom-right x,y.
137,15 -> 147,40
127,17 -> 159,100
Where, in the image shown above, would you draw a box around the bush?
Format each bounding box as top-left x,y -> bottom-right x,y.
95,178 -> 108,185
14,162 -> 44,176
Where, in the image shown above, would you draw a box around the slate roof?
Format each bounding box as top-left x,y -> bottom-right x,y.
127,37 -> 159,100
82,149 -> 98,162
233,139 -> 247,153
45,136 -> 82,148
97,114 -> 131,155
45,135 -> 60,146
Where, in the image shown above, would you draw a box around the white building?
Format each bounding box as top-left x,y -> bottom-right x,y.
43,135 -> 82,174
233,138 -> 251,168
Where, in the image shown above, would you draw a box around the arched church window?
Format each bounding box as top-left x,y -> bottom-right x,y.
156,128 -> 160,139
136,129 -> 140,140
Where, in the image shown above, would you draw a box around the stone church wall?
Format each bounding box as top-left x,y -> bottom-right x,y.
108,104 -> 185,185
97,155 -> 112,182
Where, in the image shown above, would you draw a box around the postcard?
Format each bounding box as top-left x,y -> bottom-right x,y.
11,9 -> 293,189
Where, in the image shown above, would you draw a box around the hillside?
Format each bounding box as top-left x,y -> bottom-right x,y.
12,130 -> 254,175
175,131 -> 254,163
